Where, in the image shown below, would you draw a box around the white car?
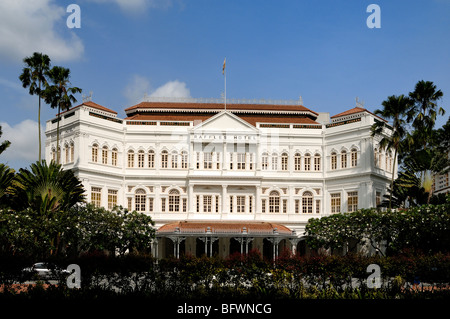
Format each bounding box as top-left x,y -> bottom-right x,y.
22,262 -> 70,279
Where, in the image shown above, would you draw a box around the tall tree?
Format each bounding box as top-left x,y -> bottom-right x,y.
371,95 -> 411,209
19,52 -> 51,161
44,66 -> 82,164
408,80 -> 445,149
0,125 -> 10,155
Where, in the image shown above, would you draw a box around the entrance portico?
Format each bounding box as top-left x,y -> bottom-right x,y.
154,221 -> 297,260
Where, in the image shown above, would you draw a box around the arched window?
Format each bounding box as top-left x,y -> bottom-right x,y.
112,148 -> 118,166
161,150 -> 168,168
135,188 -> 146,212
171,151 -> 178,168
314,153 -> 321,171
262,152 -> 269,170
92,143 -> 99,163
51,147 -> 57,162
302,191 -> 313,214
374,148 -> 378,167
64,143 -> 70,164
341,150 -> 347,169
138,150 -> 145,168
102,146 -> 108,165
331,152 -> 337,170
304,153 -> 311,171
294,153 -> 301,171
168,189 -> 180,212
181,151 -> 188,169
148,149 -> 155,168
70,142 -> 74,163
281,153 -> 288,171
271,153 -> 278,170
127,150 -> 135,167
351,148 -> 358,167
269,191 -> 280,213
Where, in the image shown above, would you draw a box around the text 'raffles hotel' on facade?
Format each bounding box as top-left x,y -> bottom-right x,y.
45,97 -> 395,259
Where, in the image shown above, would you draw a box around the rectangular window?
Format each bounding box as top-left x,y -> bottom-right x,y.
262,199 -> 266,213
348,191 -> 358,212
236,196 -> 245,213
91,187 -> 101,207
294,155 -> 301,171
135,194 -> 146,212
262,155 -> 268,170
295,199 -> 299,214
171,153 -> 178,168
148,152 -> 155,168
138,152 -> 145,168
304,156 -> 311,171
196,152 -> 200,169
314,156 -> 321,171
204,152 -> 212,169
216,153 -> 220,170
181,152 -> 188,169
281,155 -> 288,171
229,195 -> 233,213
215,196 -> 219,213
302,197 -> 312,214
161,152 -> 168,168
112,149 -> 118,166
331,153 -> 337,170
351,151 -> 357,167
203,195 -> 212,212
127,197 -> 132,211
272,156 -> 278,170
182,198 -> 187,212
237,153 -> 246,170
107,189 -> 117,210
149,198 -> 154,212
331,193 -> 341,213
128,152 -> 134,168
196,195 -> 200,212
283,199 -> 287,213
229,153 -> 233,170
341,152 -> 347,169
161,198 -> 166,212
249,196 -> 252,213
316,200 -> 321,214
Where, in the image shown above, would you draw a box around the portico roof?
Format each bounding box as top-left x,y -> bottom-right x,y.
157,221 -> 295,237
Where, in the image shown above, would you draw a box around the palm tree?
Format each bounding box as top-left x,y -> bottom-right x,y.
44,66 -> 82,164
0,125 -> 10,155
19,52 -> 51,161
0,164 -> 14,207
371,95 -> 412,209
10,160 -> 85,215
408,80 -> 445,149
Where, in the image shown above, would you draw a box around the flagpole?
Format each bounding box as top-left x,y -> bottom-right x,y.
223,57 -> 226,111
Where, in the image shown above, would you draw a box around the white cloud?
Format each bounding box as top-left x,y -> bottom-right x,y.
123,75 -> 191,105
0,0 -> 84,63
149,80 -> 191,98
0,120 -> 44,168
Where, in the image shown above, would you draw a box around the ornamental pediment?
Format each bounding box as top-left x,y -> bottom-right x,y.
192,111 -> 259,134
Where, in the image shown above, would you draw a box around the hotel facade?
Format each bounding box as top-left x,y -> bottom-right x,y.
45,97 -> 395,259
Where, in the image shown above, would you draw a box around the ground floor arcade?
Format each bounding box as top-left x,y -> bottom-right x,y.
153,221 -> 312,260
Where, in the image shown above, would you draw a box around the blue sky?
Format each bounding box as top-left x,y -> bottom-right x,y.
0,0 -> 449,170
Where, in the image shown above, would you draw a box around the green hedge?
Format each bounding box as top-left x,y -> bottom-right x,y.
1,252 -> 449,300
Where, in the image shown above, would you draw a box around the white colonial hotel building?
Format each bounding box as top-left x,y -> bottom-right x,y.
45,97 -> 395,259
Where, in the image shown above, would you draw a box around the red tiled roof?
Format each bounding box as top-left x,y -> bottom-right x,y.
331,106 -> 387,122
79,101 -> 118,114
125,101 -> 318,115
124,113 -> 320,126
157,221 -> 293,235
